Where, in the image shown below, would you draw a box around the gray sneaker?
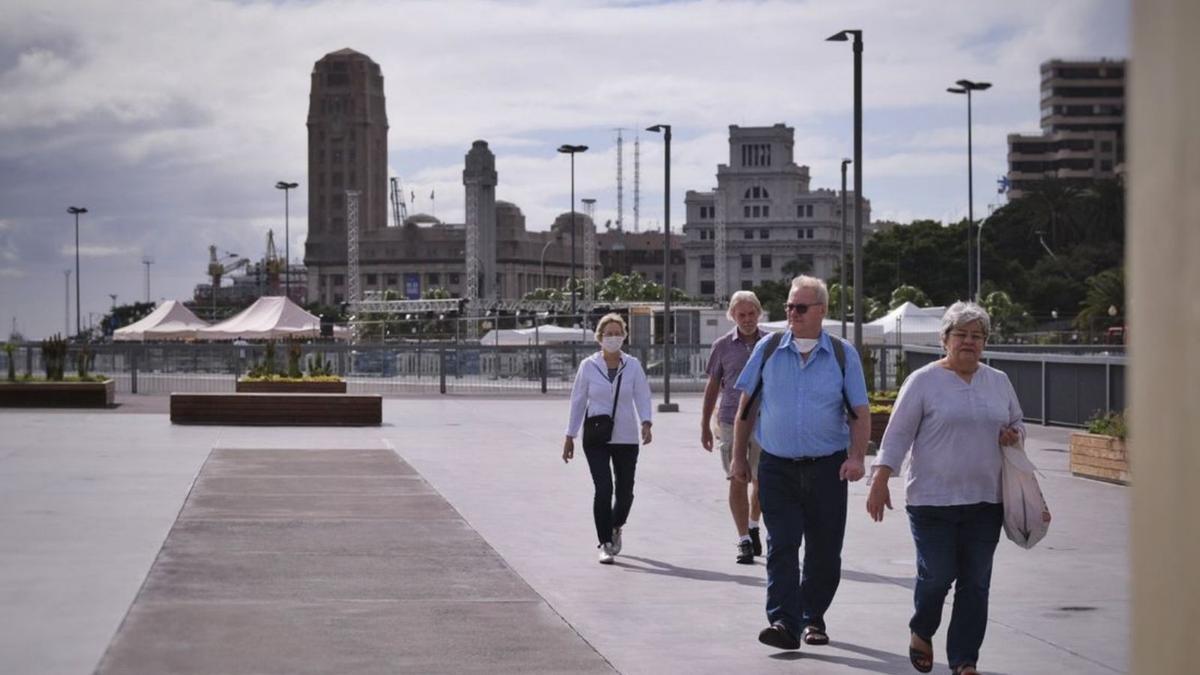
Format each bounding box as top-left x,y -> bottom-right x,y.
598,542 -> 615,564
611,527 -> 623,555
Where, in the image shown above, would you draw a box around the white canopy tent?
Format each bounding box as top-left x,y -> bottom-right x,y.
867,302 -> 948,345
197,296 -> 348,341
113,301 -> 209,341
479,324 -> 594,346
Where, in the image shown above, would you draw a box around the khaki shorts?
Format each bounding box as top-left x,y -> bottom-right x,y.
718,422 -> 761,481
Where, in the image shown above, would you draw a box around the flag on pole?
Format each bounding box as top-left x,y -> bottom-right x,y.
430,190 -> 435,199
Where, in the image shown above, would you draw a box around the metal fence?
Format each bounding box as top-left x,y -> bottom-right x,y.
903,345 -> 1126,427
1,341 -> 916,397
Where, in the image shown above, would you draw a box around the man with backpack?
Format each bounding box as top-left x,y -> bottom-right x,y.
731,275 -> 871,652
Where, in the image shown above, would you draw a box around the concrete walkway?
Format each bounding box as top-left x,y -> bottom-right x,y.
0,394 -> 1128,674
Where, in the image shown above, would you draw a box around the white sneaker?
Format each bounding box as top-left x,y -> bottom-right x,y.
611,527 -> 623,555
597,542 -> 615,564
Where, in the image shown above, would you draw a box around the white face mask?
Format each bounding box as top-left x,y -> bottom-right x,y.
601,336 -> 625,353
793,337 -> 819,354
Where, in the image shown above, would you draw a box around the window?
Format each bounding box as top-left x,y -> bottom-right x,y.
759,229 -> 769,239
741,143 -> 772,167
333,274 -> 345,286
741,280 -> 754,290
798,204 -> 805,218
1100,160 -> 1113,171
366,273 -> 377,285
743,185 -> 771,200
386,274 -> 398,286
752,205 -> 761,218
741,254 -> 753,270
700,255 -> 714,269
699,205 -> 714,219
744,205 -> 751,218
761,254 -> 773,269
743,228 -> 754,239
1100,141 -> 1113,152
428,273 -> 440,285
449,273 -> 460,285
763,205 -> 770,218
701,280 -> 715,295
808,228 -> 815,239
806,204 -> 814,218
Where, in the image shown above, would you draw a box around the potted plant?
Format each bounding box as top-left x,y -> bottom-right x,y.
0,335 -> 115,407
236,340 -> 345,393
1069,410 -> 1129,485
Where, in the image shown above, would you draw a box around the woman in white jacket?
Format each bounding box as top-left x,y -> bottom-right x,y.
563,313 -> 653,564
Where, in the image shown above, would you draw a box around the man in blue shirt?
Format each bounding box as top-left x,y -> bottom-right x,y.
731,275 -> 871,651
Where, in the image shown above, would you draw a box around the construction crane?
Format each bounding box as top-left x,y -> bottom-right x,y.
389,176 -> 409,227
264,229 -> 283,295
207,245 -> 249,319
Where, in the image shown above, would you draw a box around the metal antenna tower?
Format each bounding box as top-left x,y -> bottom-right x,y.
633,132 -> 640,232
614,129 -> 624,231
141,256 -> 154,303
581,198 -> 597,308
346,190 -> 361,341
714,188 -> 728,300
464,181 -> 480,340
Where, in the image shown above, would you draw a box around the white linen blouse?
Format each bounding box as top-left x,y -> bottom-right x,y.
565,351 -> 653,445
875,361 -> 1026,507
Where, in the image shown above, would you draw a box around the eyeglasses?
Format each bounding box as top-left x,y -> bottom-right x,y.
949,330 -> 987,342
786,302 -> 824,315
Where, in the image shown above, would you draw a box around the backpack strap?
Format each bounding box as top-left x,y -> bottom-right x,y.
739,331 -> 785,421
739,332 -> 859,422
829,337 -> 859,421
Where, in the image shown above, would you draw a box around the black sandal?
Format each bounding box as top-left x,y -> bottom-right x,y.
802,626 -> 830,645
909,633 -> 933,673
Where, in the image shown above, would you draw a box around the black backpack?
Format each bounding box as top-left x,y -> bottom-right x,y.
739,332 -> 858,422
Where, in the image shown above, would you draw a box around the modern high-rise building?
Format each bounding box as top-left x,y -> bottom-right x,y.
1006,59 -> 1126,199
681,124 -> 869,299
304,48 -> 389,305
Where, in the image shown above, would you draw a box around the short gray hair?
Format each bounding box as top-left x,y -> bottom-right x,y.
726,290 -> 763,320
789,275 -> 829,305
940,301 -> 991,341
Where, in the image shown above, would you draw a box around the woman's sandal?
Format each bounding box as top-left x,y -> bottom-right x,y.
908,633 -> 933,673
951,665 -> 979,675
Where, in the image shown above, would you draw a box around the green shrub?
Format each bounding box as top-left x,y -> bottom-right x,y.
41,334 -> 68,381
1086,410 -> 1128,440
3,342 -> 15,382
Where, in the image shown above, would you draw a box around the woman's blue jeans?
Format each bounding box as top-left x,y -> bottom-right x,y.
906,502 -> 1003,669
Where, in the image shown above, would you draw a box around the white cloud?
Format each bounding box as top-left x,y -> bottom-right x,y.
59,244 -> 139,258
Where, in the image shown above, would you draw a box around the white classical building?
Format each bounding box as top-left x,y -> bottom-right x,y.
681,124 -> 871,299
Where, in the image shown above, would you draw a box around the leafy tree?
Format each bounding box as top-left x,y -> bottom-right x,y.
981,291 -> 1034,341
889,284 -> 930,309
1074,267 -> 1124,331
99,302 -> 157,336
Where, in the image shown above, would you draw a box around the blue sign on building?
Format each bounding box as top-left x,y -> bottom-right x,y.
404,273 -> 421,299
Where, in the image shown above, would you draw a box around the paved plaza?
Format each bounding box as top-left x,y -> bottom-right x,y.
0,394 -> 1128,674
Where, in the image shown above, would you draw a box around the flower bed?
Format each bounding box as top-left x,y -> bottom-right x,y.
236,378 -> 346,394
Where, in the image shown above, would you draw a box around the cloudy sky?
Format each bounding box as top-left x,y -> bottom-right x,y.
0,0 -> 1128,339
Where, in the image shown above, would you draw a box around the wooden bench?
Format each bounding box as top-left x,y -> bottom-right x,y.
0,380 -> 115,407
170,393 -> 382,426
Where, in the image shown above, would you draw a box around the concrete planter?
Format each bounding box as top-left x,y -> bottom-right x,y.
870,411 -> 890,445
236,379 -> 346,394
1069,432 -> 1129,485
0,379 -> 115,407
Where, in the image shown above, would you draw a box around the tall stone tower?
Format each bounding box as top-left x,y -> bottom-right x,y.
463,140 -> 498,301
304,48 -> 388,305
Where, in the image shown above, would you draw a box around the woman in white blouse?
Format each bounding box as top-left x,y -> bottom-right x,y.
867,302 -> 1024,675
563,313 -> 653,564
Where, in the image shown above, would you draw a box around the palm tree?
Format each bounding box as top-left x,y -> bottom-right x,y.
1074,268 -> 1124,331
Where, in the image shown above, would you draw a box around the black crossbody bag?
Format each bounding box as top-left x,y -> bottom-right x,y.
582,370 -> 624,450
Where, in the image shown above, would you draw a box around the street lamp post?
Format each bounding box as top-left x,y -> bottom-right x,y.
63,269 -> 71,336
977,203 -> 997,298
67,206 -> 87,337
556,145 -> 587,321
948,79 -> 992,301
827,29 -> 864,352
840,158 -> 852,339
647,123 -> 678,413
275,181 -> 299,300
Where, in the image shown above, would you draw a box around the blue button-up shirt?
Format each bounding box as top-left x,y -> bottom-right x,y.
733,331 -> 870,459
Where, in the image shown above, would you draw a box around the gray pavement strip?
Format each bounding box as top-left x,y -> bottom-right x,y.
95,447 -> 614,674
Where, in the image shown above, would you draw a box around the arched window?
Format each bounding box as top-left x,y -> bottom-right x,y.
743,185 -> 770,200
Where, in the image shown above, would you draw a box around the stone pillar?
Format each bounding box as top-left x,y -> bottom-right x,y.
463,141 -> 498,301
1130,1 -> 1200,672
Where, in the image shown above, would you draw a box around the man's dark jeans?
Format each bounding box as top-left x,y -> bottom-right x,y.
758,449 -> 847,636
582,443 -> 639,545
907,502 -> 1003,669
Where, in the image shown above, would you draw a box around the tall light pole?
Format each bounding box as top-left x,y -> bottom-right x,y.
67,206 -> 87,337
539,234 -> 561,290
557,145 -> 587,321
840,158 -> 852,339
948,79 -> 991,301
275,181 -> 299,300
827,29 -> 864,351
647,123 -> 678,413
63,269 -> 71,336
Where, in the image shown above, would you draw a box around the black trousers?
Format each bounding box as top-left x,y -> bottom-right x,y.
583,442 -> 639,545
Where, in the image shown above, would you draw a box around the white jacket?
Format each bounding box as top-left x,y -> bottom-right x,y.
565,352 -> 653,445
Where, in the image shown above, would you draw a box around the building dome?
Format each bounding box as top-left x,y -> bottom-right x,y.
404,213 -> 441,226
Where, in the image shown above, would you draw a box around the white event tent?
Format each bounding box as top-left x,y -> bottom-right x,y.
759,318 -> 886,344
196,296 -> 347,341
867,302 -> 948,345
113,301 -> 210,341
480,324 -> 594,346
